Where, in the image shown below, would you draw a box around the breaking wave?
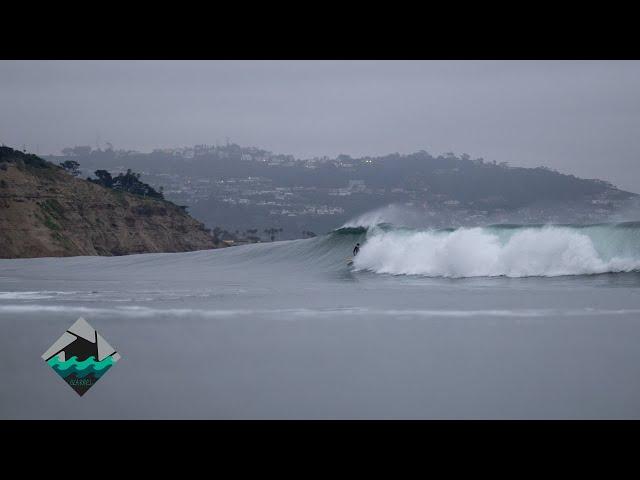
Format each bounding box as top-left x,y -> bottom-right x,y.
348,222 -> 640,278
2,220 -> 640,281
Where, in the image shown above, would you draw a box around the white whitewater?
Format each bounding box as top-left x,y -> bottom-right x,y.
354,225 -> 640,277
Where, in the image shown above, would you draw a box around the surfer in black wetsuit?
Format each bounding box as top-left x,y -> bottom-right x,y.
353,243 -> 360,257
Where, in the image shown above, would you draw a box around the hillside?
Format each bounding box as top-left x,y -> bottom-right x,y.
46,144 -> 639,237
0,147 -> 216,259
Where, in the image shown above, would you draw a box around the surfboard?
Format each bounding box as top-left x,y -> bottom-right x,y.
346,257 -> 354,266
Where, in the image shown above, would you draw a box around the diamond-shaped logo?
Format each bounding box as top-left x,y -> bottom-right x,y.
42,317 -> 120,396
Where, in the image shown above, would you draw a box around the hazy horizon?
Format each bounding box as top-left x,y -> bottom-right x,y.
1,60 -> 639,191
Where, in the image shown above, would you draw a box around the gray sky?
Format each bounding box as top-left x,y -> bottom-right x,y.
1,60 -> 639,192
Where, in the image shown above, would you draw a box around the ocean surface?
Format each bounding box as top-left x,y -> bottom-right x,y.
2,222 -> 640,419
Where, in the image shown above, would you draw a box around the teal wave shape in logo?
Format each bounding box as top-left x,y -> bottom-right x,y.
47,355 -> 115,379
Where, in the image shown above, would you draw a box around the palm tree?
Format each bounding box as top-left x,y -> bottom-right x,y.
263,227 -> 281,242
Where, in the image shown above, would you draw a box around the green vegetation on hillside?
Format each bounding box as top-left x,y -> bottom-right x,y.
89,168 -> 164,200
1,145 -> 50,169
1,145 -> 165,201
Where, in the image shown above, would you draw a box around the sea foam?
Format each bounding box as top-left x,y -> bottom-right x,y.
353,226 -> 640,277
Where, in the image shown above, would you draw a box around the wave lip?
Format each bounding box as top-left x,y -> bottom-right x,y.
353,225 -> 640,278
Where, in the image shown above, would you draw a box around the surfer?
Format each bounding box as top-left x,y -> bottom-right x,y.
353,243 -> 360,257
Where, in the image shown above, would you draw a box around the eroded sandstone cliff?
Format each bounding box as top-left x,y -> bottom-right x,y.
0,148 -> 216,258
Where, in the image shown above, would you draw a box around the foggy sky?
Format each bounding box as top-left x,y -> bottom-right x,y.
1,60 -> 639,192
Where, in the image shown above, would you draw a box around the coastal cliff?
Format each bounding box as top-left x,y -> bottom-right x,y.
0,147 -> 216,258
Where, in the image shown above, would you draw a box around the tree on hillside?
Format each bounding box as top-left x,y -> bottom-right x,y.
59,160 -> 81,176
89,168 -> 164,199
92,169 -> 114,188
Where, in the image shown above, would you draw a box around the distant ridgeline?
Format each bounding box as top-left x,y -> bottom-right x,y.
45,144 -> 640,238
0,146 -> 216,258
